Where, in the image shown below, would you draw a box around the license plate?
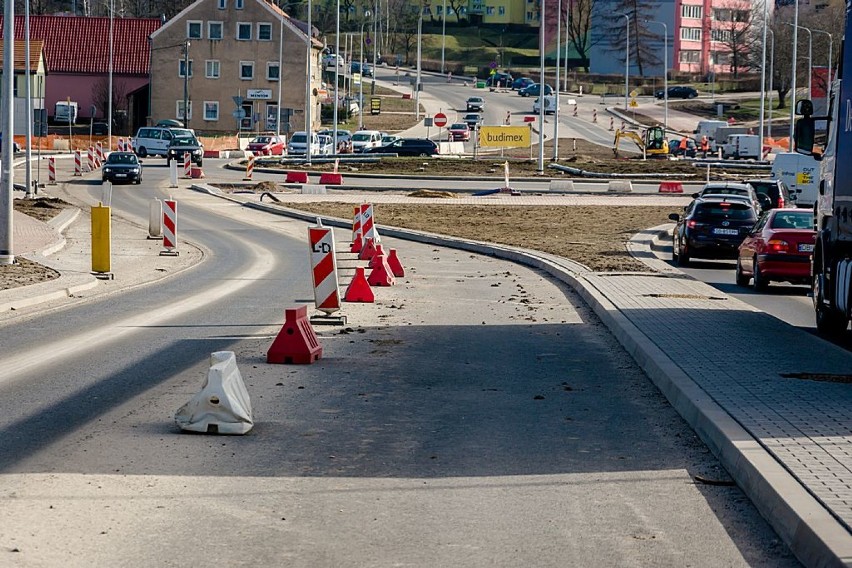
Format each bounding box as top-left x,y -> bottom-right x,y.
115,173 -> 126,178
798,243 -> 814,252
713,228 -> 739,235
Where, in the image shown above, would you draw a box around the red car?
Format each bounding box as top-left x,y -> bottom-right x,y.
735,208 -> 815,290
448,123 -> 470,142
247,134 -> 286,156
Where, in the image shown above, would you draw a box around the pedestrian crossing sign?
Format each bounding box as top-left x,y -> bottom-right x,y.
629,99 -> 638,108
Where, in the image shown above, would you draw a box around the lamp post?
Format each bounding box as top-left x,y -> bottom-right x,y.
24,0 -> 33,197
359,10 -> 372,128
331,0 -> 340,145
440,0 -> 446,75
415,4 -> 422,121
1,0 -> 15,265
305,0 -> 314,164
812,28 -> 833,93
768,28 -> 774,138
371,0 -> 378,95
182,40 -> 190,128
621,13 -> 630,110
537,0 -> 546,171
553,0 -> 562,161
788,0 -> 799,152
645,20 -> 667,131
786,23 -> 813,100
758,0 -> 768,151
276,3 -> 285,137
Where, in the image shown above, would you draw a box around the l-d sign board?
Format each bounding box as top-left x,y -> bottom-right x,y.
478,126 -> 531,148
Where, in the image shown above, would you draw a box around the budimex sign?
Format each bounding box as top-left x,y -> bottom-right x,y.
478,126 -> 531,148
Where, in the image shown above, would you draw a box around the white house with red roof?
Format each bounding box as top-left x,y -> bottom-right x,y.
0,15 -> 160,133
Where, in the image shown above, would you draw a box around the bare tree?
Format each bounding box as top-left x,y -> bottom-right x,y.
710,0 -> 756,77
562,0 -> 599,71
445,0 -> 466,25
91,76 -> 129,119
601,0 -> 662,76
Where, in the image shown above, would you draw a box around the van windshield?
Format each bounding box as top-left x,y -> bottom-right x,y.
352,133 -> 373,142
290,134 -> 306,143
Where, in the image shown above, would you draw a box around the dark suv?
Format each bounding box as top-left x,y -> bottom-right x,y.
166,133 -> 203,166
669,196 -> 759,266
743,179 -> 796,209
655,86 -> 699,99
367,137 -> 438,157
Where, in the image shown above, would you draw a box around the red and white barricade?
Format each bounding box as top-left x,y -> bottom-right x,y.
117,138 -> 124,151
593,109 -> 597,123
308,223 -> 341,314
244,155 -> 254,180
96,142 -> 104,165
161,199 -> 178,255
48,157 -> 56,184
74,151 -> 82,176
360,203 -> 380,243
183,153 -> 192,178
87,147 -> 96,171
351,206 -> 362,243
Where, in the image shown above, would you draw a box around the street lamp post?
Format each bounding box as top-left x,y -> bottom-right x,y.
768,28 -> 774,138
1,0 -> 15,265
371,0 -> 378,95
553,0 -> 562,161
440,0 -> 446,75
359,11 -> 372,128
645,20 -> 667,131
622,14 -> 630,110
182,40 -> 190,129
758,0 -> 768,151
537,0 -> 546,171
331,0 -> 340,145
813,29 -> 833,93
788,0 -> 799,152
415,4 -> 422,121
305,0 -> 313,164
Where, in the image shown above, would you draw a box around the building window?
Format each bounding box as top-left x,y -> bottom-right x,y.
240,61 -> 254,80
204,101 -> 219,121
258,23 -> 273,41
208,22 -> 223,40
178,59 -> 193,77
237,22 -> 252,40
176,100 -> 193,120
267,62 -> 280,81
711,52 -> 732,65
218,0 -> 226,8
680,27 -> 701,41
235,0 -> 244,8
187,21 -> 202,39
681,4 -> 702,19
679,50 -> 701,63
206,60 -> 220,78
711,29 -> 732,42
498,6 -> 505,15
486,6 -> 494,15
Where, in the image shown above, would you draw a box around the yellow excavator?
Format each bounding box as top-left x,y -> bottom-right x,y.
612,125 -> 669,158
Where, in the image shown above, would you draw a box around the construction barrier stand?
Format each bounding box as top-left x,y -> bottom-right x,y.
344,267 -> 374,302
387,249 -> 405,277
658,181 -> 684,193
267,305 -> 323,364
91,203 -> 111,274
163,199 -> 178,251
308,224 -> 341,314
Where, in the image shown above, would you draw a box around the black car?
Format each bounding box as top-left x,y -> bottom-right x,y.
512,77 -> 534,91
518,83 -> 553,97
485,72 -> 512,87
91,122 -> 110,135
669,138 -> 697,158
366,137 -> 438,157
655,86 -> 699,99
462,113 -> 483,130
166,133 -> 203,166
466,96 -> 485,112
101,151 -> 143,184
669,196 -> 759,266
743,179 -> 796,209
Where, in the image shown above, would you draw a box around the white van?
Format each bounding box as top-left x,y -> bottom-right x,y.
351,130 -> 383,152
287,131 -> 320,155
693,120 -> 728,146
771,152 -> 820,208
720,134 -> 761,159
132,126 -> 193,158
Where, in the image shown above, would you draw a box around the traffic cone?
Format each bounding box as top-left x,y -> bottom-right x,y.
369,245 -> 386,268
367,254 -> 395,287
359,237 -> 377,261
350,229 -> 363,253
387,249 -> 405,277
267,306 -> 323,364
344,267 -> 374,303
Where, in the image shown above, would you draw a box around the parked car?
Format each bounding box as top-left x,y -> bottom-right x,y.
366,137 -> 439,156
132,126 -> 192,158
655,86 -> 699,99
485,72 -> 512,87
351,130 -> 383,152
448,123 -> 471,142
512,77 -> 534,91
694,182 -> 768,213
166,132 -> 203,166
466,96 -> 485,112
735,208 -> 816,290
380,133 -> 400,145
669,138 -> 697,158
518,83 -> 553,97
743,179 -> 796,210
362,64 -> 374,77
317,134 -> 335,155
533,95 -> 560,115
287,131 -> 320,155
101,151 -> 143,185
669,196 -> 759,266
91,122 -> 110,135
462,113 -> 483,130
247,134 -> 286,155
322,54 -> 345,70
319,128 -> 353,152
350,61 -> 361,75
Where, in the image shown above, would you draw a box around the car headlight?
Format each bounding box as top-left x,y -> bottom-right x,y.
193,149 -> 202,156
103,167 -> 111,173
130,167 -> 139,173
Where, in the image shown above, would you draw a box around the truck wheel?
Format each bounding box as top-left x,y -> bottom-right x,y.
814,274 -> 849,335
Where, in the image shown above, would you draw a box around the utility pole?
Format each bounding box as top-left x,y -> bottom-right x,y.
1,0 -> 16,265
182,40 -> 190,128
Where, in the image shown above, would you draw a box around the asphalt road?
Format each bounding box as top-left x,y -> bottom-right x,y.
0,160 -> 799,566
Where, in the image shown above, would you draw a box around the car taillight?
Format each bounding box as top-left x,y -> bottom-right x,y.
766,239 -> 789,253
777,195 -> 785,208
687,219 -> 697,229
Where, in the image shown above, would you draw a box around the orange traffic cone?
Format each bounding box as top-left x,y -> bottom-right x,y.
387,249 -> 405,277
359,237 -> 377,261
367,254 -> 395,287
344,267 -> 374,302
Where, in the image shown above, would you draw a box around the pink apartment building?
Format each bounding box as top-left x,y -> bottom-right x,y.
674,0 -> 752,75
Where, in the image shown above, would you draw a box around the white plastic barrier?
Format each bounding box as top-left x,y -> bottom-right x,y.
607,180 -> 634,193
174,351 -> 253,435
438,141 -> 466,155
301,184 -> 328,195
148,198 -> 163,238
549,179 -> 575,191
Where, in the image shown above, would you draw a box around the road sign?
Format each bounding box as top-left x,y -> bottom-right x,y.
232,108 -> 246,119
232,95 -> 243,107
629,99 -> 638,108
629,89 -> 638,98
433,112 -> 448,127
489,61 -> 498,69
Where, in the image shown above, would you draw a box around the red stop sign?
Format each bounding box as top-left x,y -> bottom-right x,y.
433,112 -> 448,127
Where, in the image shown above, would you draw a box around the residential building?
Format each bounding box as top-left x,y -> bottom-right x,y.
0,40 -> 47,136
149,0 -> 323,134
1,15 -> 160,133
674,0 -> 753,74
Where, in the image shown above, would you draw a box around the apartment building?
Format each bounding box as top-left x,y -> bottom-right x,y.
149,0 -> 323,133
674,0 -> 752,74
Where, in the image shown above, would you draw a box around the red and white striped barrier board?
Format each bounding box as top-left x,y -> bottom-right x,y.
74,151 -> 82,176
117,138 -> 124,151
244,155 -> 254,180
593,109 -> 597,123
183,153 -> 191,178
162,199 -> 178,252
351,206 -> 361,243
88,147 -> 95,171
360,203 -> 380,243
48,157 -> 56,184
308,224 -> 341,314
96,142 -> 104,165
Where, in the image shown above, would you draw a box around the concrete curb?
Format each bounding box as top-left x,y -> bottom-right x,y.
190,182 -> 851,566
